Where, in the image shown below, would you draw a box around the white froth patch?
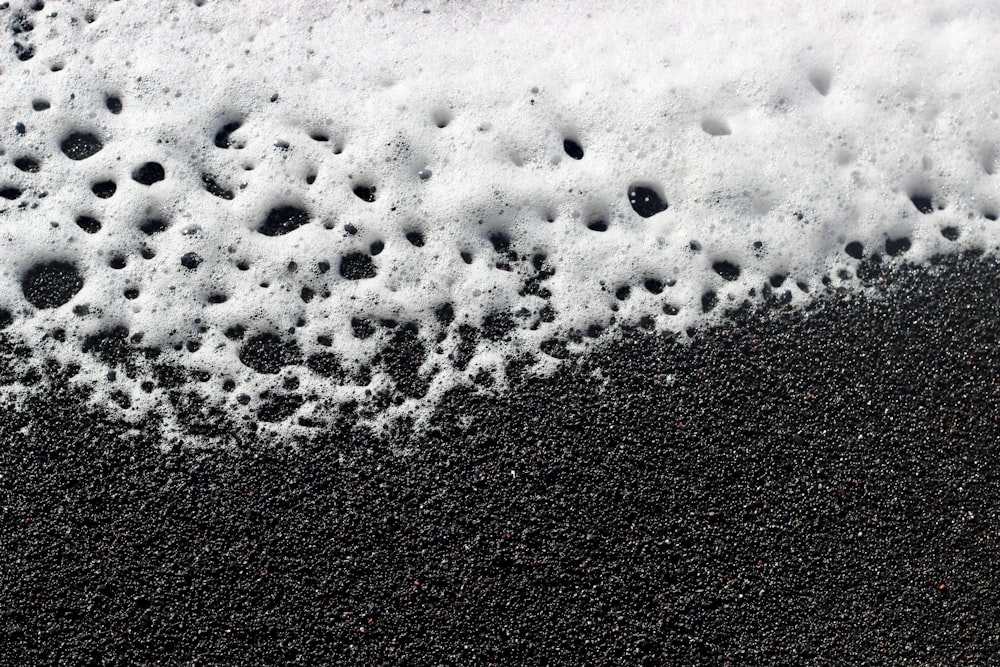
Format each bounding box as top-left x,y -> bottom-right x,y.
1,0 -> 999,433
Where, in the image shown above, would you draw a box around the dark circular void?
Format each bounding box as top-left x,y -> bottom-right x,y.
132,162 -> 165,186
258,205 -> 310,236
91,180 -> 117,199
180,252 -> 203,270
340,252 -> 377,279
139,219 -> 169,235
845,241 -> 865,260
712,260 -> 741,281
563,138 -> 584,160
628,184 -> 668,217
14,156 -> 40,173
21,261 -> 83,308
105,95 -> 123,115
75,216 -> 101,234
352,185 -> 377,202
60,132 -> 103,160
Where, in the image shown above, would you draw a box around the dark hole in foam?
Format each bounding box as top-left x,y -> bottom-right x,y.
351,317 -> 375,339
628,183 -> 669,218
643,279 -> 664,295
139,219 -> 169,235
844,241 -> 864,260
405,230 -> 425,247
488,232 -> 510,253
909,194 -> 934,215
60,131 -> 103,160
31,99 -> 49,111
75,216 -> 101,234
587,219 -> 608,232
105,95 -> 122,114
885,236 -> 911,257
91,180 -> 116,198
941,226 -> 960,241
563,138 -> 584,160
712,260 -> 741,281
180,252 -> 202,269
339,252 -> 377,280
21,261 -> 83,309
0,187 -> 22,200
214,121 -> 242,149
201,173 -> 234,200
224,325 -> 246,340
15,43 -> 34,61
435,303 -> 454,325
701,290 -> 718,312
353,185 -> 377,202
14,156 -> 40,172
11,13 -> 32,34
132,162 -> 165,185
257,205 -> 309,236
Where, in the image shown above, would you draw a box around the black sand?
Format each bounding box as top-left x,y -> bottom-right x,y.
2,252 -> 999,665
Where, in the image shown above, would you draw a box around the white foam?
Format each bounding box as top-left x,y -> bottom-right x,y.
1,0 -> 999,433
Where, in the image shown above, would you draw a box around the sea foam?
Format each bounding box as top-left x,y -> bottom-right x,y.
1,0 -> 998,436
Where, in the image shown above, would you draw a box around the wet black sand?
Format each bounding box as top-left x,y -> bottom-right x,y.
2,251 -> 1000,665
